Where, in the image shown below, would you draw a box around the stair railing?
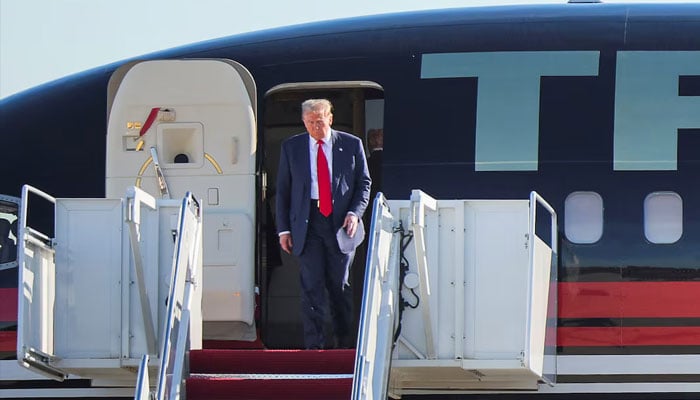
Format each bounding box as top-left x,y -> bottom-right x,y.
16,185 -> 65,381
526,191 -> 558,384
408,190 -> 437,359
352,193 -> 402,400
125,187 -> 158,355
135,193 -> 202,400
135,355 -> 151,399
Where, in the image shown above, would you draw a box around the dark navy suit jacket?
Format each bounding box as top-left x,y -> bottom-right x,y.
276,130 -> 371,256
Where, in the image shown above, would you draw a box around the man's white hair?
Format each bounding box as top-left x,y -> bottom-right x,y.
301,99 -> 333,117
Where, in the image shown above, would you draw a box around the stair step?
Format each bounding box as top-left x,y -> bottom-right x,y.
186,375 -> 352,400
190,348 -> 355,374
187,348 -> 356,399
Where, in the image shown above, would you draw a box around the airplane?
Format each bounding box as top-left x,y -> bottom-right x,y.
2,0 -> 700,398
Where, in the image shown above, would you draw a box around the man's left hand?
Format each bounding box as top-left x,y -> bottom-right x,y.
343,214 -> 359,238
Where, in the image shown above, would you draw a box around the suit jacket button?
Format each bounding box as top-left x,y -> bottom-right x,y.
305,219 -> 309,223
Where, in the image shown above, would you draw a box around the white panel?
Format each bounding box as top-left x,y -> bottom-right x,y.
435,205 -> 455,359
126,205 -> 161,357
391,199 -> 532,362
471,201 -> 529,359
644,192 -> 682,244
528,237 -> 552,376
564,191 -> 603,244
202,212 -> 253,266
201,212 -> 254,323
203,267 -> 253,323
19,238 -> 56,358
54,199 -> 123,359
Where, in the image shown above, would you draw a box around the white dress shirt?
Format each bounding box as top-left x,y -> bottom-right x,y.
309,133 -> 332,200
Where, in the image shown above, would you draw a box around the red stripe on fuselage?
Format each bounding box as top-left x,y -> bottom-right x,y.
558,326 -> 700,347
0,331 -> 15,352
0,288 -> 17,322
559,281 -> 700,319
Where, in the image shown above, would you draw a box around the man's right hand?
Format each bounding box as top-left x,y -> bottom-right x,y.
279,233 -> 293,254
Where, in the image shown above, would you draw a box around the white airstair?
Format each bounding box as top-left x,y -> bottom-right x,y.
16,184 -> 202,391
15,58 -> 259,398
354,190 -> 558,399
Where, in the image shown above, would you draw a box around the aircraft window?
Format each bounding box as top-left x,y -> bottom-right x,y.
564,191 -> 603,244
644,192 -> 682,244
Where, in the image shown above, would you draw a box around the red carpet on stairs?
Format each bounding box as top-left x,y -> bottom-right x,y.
186,376 -> 352,400
187,348 -> 356,400
191,349 -> 355,374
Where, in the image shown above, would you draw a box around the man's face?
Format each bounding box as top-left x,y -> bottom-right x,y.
303,111 -> 333,140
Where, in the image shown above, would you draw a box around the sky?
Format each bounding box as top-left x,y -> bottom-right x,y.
0,0 -> 697,99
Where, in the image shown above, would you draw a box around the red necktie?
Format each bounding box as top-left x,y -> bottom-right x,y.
316,140 -> 332,217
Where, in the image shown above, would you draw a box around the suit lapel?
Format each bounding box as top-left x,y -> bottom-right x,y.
300,133 -> 311,193
331,130 -> 342,195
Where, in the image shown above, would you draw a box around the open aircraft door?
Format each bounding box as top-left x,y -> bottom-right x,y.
106,60 -> 257,339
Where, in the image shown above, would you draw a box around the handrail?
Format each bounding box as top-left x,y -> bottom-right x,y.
524,191 -> 558,374
353,194 -> 384,400
154,192 -> 202,400
125,187 -> 159,355
529,191 -> 557,251
352,193 -> 401,400
409,190 -> 437,359
20,185 -> 56,244
16,185 -> 65,381
135,355 -> 151,400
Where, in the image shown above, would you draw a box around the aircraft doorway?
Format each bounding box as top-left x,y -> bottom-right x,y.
260,83 -> 384,349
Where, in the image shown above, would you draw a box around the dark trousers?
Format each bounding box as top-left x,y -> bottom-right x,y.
298,203 -> 354,349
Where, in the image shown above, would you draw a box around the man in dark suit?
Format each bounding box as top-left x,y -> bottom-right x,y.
276,99 -> 371,350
